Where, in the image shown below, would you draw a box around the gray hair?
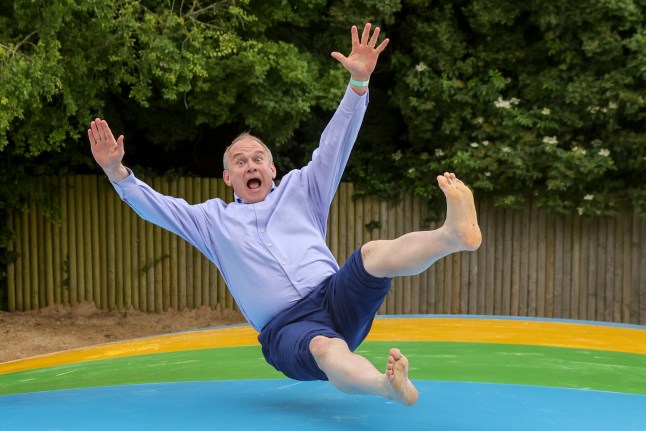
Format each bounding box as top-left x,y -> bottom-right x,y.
223,132 -> 273,169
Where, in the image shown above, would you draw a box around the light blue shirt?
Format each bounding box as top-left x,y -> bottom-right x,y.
112,86 -> 369,331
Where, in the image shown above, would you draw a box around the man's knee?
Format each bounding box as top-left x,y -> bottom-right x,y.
361,240 -> 389,277
360,240 -> 379,261
309,336 -> 347,362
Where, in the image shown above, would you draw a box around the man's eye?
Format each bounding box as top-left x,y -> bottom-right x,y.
236,160 -> 244,166
256,157 -> 263,162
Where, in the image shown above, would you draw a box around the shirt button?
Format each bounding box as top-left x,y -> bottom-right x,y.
267,243 -> 272,247
281,261 -> 286,265
259,229 -> 265,233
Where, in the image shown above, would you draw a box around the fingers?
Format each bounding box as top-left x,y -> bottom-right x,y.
350,23 -> 388,51
98,119 -> 112,141
89,119 -> 99,143
374,37 -> 390,54
330,51 -> 348,65
362,23 -> 389,52
367,25 -> 389,53
89,118 -> 104,143
367,26 -> 380,47
87,128 -> 96,144
333,23 -> 390,80
88,118 -> 116,143
350,25 -> 359,51
360,22 -> 371,46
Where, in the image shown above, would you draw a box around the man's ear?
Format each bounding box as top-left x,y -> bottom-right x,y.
270,162 -> 277,180
223,170 -> 231,186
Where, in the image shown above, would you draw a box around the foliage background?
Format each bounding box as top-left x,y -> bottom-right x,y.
1,0 -> 645,308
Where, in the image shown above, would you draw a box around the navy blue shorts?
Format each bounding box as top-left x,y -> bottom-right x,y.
257,248 -> 392,381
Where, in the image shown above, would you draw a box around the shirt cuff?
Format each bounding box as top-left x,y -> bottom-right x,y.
111,167 -> 135,199
340,84 -> 369,112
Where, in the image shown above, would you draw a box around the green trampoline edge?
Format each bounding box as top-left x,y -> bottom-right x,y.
1,341 -> 644,396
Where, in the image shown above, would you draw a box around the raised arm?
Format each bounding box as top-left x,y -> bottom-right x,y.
88,118 -> 130,183
87,118 -> 218,261
304,23 -> 389,223
331,23 -> 389,95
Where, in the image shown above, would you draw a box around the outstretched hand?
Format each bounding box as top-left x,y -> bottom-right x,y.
88,118 -> 129,182
331,23 -> 389,83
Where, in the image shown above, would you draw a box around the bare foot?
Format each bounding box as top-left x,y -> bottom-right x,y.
436,172 -> 482,251
385,348 -> 419,406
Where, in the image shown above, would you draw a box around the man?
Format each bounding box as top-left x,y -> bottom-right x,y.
89,23 -> 481,406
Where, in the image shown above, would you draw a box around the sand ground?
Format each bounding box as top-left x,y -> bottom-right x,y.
0,301 -> 245,363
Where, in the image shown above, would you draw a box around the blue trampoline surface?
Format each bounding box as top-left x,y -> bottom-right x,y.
2,380 -> 645,430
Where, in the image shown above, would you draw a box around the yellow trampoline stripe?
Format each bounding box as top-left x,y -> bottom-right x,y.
0,325 -> 259,375
1,318 -> 644,375
367,318 -> 646,355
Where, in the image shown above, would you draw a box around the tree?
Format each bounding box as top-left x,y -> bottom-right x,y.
387,0 -> 646,215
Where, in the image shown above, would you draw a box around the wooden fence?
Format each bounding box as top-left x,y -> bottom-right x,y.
5,175 -> 646,325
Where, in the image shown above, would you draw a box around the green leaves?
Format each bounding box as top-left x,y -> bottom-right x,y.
388,0 -> 646,215
1,0 -> 645,218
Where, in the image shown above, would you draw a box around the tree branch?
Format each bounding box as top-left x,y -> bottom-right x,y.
1,31 -> 39,59
13,31 -> 38,54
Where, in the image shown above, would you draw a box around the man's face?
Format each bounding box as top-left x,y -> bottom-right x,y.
223,138 -> 276,204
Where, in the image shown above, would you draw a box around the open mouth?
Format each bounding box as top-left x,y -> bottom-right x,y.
247,178 -> 262,190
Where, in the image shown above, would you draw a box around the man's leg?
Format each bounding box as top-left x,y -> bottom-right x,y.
361,172 -> 481,278
310,336 -> 418,406
309,173 -> 480,406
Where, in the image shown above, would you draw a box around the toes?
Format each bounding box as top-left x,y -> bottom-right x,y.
387,349 -> 402,380
438,173 -> 464,189
390,348 -> 402,359
443,172 -> 452,184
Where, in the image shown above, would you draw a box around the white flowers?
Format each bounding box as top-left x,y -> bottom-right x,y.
435,149 -> 445,157
541,138 -> 609,157
415,62 -> 428,72
494,98 -> 511,109
588,106 -> 607,114
541,108 -> 551,116
589,102 -> 618,113
494,97 -> 520,109
543,136 -> 558,145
